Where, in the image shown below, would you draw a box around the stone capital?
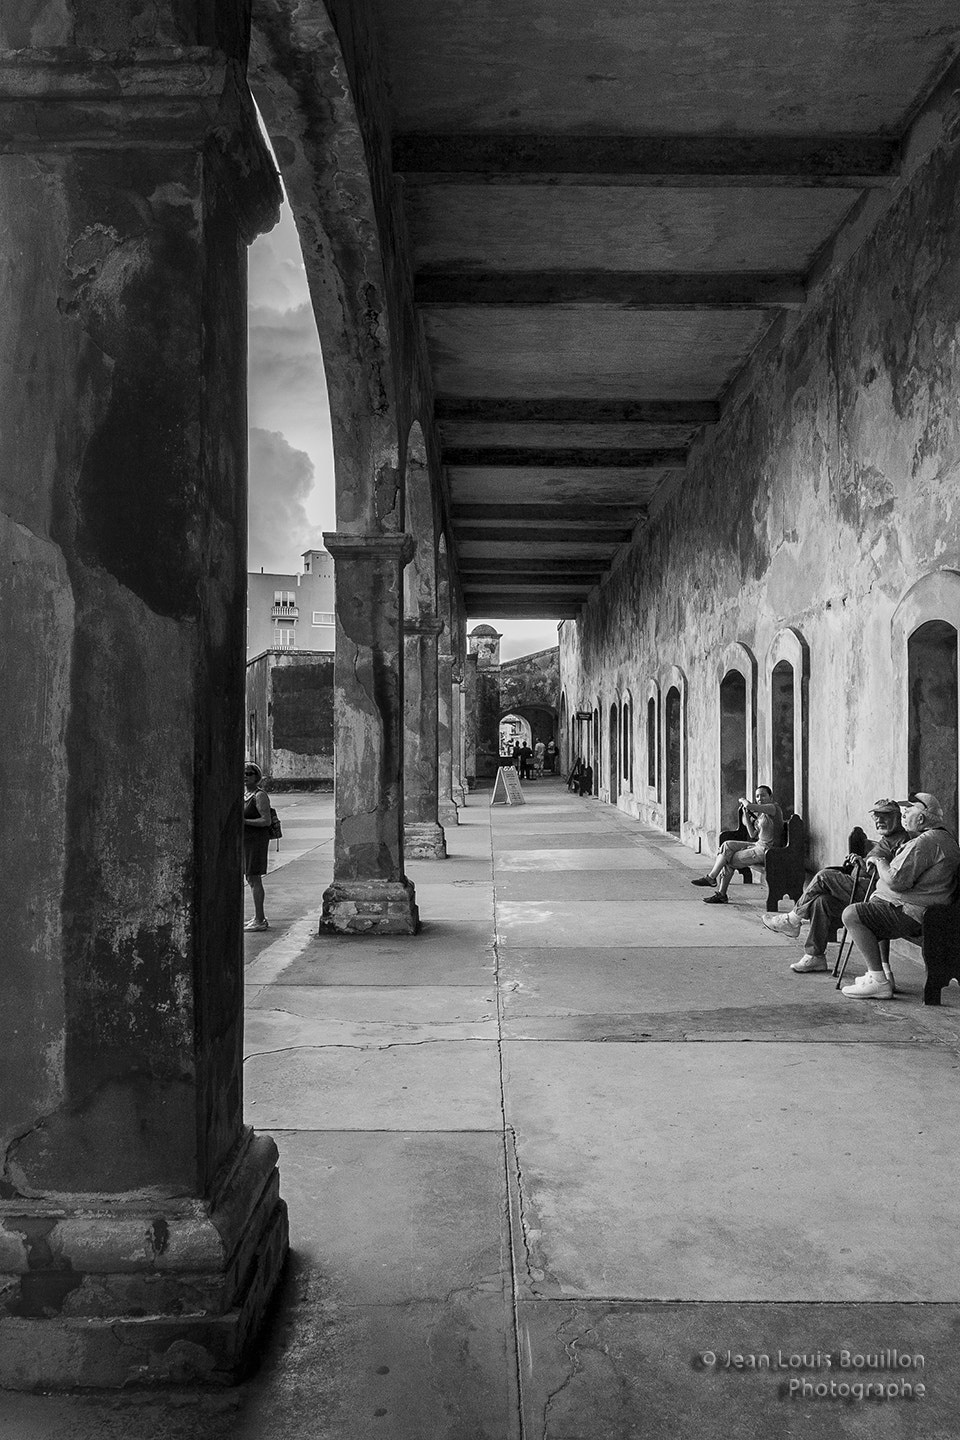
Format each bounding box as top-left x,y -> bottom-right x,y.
0,52 -> 281,241
404,614 -> 444,637
323,531 -> 416,566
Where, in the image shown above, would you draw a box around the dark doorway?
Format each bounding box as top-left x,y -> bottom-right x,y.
622,697 -> 632,786
771,660 -> 795,817
665,685 -> 682,834
646,695 -> 657,789
609,703 -> 619,801
719,670 -> 747,831
908,620 -> 959,835
593,709 -> 600,794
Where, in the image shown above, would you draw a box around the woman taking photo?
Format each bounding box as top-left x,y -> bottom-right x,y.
243,762 -> 272,932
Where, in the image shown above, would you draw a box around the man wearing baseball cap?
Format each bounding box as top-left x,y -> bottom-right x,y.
840,792 -> 960,999
762,800 -> 908,972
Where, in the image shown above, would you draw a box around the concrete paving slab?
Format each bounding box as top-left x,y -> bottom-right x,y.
495,869 -> 699,900
503,1040 -> 960,1301
270,920 -> 496,986
497,898 -> 776,946
497,848 -> 671,871
246,1039 -> 503,1130
497,946 -> 960,1042
489,831 -> 647,849
244,985 -> 498,1051
518,1300 -> 958,1439
273,1131 -> 508,1301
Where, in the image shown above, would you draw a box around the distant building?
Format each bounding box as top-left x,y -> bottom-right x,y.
246,648 -> 334,788
246,548 -> 335,659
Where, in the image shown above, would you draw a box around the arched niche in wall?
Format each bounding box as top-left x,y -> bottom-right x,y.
765,628 -> 809,820
559,692 -> 568,771
622,689 -> 634,790
892,571 -> 960,836
592,705 -> 601,795
609,700 -> 620,801
660,665 -> 688,835
644,679 -> 661,799
716,642 -> 758,833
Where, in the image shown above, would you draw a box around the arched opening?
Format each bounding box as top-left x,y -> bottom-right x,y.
771,660 -> 795,817
909,620 -> 959,834
622,692 -> 633,788
559,693 -> 568,773
609,702 -> 620,801
593,708 -> 600,794
665,686 -> 683,833
719,670 -> 748,830
646,695 -> 657,790
499,712 -> 531,755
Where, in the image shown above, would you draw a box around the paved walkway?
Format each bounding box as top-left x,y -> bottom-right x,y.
5,780 -> 960,1438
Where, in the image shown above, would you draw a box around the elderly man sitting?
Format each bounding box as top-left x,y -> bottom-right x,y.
761,800 -> 908,972
840,792 -> 960,1000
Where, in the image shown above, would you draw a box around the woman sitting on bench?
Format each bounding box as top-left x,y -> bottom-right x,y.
691,786 -> 784,905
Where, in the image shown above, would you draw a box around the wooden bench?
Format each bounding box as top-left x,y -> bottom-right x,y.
881,898 -> 960,1005
717,812 -> 806,912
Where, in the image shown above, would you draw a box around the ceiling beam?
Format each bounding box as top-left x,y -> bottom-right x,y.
394,134 -> 899,187
453,504 -> 641,525
436,398 -> 719,425
463,577 -> 595,591
459,557 -> 606,576
457,526 -> 629,545
417,271 -> 806,310
446,446 -> 685,469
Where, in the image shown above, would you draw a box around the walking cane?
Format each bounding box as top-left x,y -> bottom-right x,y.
835,866 -> 878,989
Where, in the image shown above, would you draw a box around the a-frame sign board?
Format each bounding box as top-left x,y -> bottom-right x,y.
490,765 -> 525,806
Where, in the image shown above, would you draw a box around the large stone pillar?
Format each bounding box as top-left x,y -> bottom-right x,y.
0,47 -> 287,1388
404,616 -> 448,857
437,646 -> 460,827
463,652 -> 479,790
322,533 -> 420,933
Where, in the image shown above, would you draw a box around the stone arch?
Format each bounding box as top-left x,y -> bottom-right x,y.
403,420 -> 439,615
645,679 -> 661,798
249,4 -> 403,532
716,642 -> 758,832
661,665 -> 688,836
765,628 -> 809,820
559,691 -> 569,772
622,687 -> 634,791
592,702 -> 601,795
608,699 -> 620,801
892,571 -> 960,836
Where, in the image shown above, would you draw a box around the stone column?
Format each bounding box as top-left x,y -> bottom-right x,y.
322,533 -> 420,933
437,646 -> 460,827
452,670 -> 469,806
0,52 -> 287,1388
463,652 -> 479,790
404,616 -> 448,857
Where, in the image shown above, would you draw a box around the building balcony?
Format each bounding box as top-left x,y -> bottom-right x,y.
271,604 -> 299,620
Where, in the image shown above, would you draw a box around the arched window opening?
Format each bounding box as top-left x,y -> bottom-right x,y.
499,713 -> 531,754
593,708 -> 600,794
771,660 -> 795,817
665,686 -> 683,834
719,670 -> 748,830
622,696 -> 632,784
908,621 -> 959,835
646,696 -> 657,789
609,702 -> 620,801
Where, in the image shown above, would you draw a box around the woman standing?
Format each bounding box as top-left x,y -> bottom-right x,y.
243,762 -> 272,932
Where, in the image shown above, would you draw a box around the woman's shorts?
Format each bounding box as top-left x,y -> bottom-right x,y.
851,898 -> 923,941
719,839 -> 768,868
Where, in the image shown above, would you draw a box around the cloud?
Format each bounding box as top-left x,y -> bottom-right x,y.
248,427 -> 325,573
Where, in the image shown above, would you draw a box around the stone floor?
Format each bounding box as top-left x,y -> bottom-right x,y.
4,780 -> 960,1438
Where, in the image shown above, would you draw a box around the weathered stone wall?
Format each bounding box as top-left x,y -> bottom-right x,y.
246,650 -> 335,786
501,647 -> 560,720
561,134 -> 960,863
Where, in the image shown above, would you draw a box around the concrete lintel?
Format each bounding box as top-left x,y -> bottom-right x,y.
417,271 -> 807,309
394,134 -> 899,186
436,398 -> 720,425
321,878 -> 420,935
445,447 -> 687,469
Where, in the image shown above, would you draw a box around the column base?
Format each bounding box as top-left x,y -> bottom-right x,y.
404,821 -> 448,859
453,782 -> 468,806
0,1131 -> 288,1391
438,801 -> 460,827
321,877 -> 420,934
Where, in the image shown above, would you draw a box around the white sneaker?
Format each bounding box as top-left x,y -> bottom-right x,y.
841,971 -> 893,999
244,918 -> 270,932
791,953 -> 828,973
762,912 -> 801,938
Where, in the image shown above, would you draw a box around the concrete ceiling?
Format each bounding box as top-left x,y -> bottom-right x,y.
370,0 -> 960,617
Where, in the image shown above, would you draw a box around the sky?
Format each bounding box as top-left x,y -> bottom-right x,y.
247,194 -> 560,661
